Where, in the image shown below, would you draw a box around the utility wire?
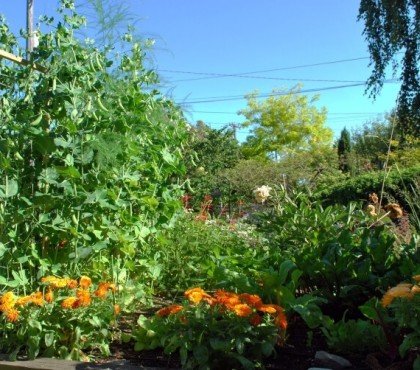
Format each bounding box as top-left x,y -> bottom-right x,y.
159,56 -> 372,83
176,79 -> 399,105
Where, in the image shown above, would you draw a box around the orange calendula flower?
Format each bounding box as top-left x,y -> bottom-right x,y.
5,308 -> 19,322
94,282 -> 116,298
15,295 -> 32,307
381,283 -> 414,307
0,292 -> 16,311
274,308 -> 288,331
113,304 -> 121,316
45,289 -> 54,303
257,304 -> 282,315
76,289 -> 91,307
61,297 -> 78,309
239,293 -> 263,308
66,279 -> 78,289
156,304 -> 183,317
29,291 -> 44,307
249,314 -> 262,326
184,287 -> 211,305
232,303 -> 253,317
79,276 -> 92,289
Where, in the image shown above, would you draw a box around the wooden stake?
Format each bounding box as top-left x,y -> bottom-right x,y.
0,49 -> 46,73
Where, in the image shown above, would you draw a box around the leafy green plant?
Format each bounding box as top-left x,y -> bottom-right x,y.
252,188 -> 419,317
133,288 -> 286,369
0,0 -> 188,286
0,276 -> 119,360
321,317 -> 387,354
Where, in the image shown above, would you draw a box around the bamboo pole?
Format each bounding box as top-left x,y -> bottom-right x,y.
0,49 -> 46,73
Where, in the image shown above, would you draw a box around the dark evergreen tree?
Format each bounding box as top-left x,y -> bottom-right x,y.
337,128 -> 352,173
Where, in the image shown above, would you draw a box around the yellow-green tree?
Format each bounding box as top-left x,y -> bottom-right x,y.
240,85 -> 333,160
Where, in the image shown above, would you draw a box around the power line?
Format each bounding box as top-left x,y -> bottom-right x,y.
158,56 -> 372,83
176,79 -> 399,105
192,110 -> 384,115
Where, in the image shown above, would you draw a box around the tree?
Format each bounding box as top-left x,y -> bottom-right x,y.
337,128 -> 352,173
358,0 -> 419,137
240,85 -> 333,160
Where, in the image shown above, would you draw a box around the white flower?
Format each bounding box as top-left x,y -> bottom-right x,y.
253,185 -> 272,203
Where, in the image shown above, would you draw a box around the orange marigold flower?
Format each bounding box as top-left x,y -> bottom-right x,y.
0,292 -> 16,311
5,308 -> 19,322
15,296 -> 32,307
29,291 -> 44,307
412,285 -> 420,294
45,289 -> 54,303
381,283 -> 414,307
184,287 -> 211,304
41,276 -> 68,289
156,304 -> 183,317
413,275 -> 420,282
76,289 -> 91,307
79,276 -> 92,289
66,279 -> 78,289
239,293 -> 263,308
249,314 -> 262,326
257,304 -> 282,315
274,308 -> 288,331
61,297 -> 78,309
113,304 -> 121,316
232,303 -> 253,317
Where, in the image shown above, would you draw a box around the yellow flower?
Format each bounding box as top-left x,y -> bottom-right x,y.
4,308 -> 19,322
184,287 -> 211,305
232,303 -> 253,317
45,289 -> 54,303
79,276 -> 92,289
381,283 -> 414,307
75,289 -> 91,307
41,276 -> 68,289
15,295 -> 32,307
29,291 -> 44,307
366,204 -> 377,216
0,292 -> 16,311
412,275 -> 420,282
61,297 -> 78,309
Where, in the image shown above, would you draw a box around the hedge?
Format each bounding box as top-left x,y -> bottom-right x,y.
313,166 -> 420,209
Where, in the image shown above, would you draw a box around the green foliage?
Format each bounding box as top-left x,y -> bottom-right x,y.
133,294 -> 281,370
0,1 -> 188,285
240,85 -> 333,160
184,121 -> 241,209
313,166 -> 420,209
252,189 -> 419,314
321,318 -> 387,354
146,215 -> 269,295
358,0 -> 419,137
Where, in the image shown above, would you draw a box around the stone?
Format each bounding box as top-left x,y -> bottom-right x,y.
314,351 -> 352,369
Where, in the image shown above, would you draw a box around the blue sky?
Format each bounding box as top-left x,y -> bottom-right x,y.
1,1 -> 401,141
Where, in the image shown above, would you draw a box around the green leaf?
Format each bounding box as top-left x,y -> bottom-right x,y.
193,345 -> 209,365
45,332 -> 55,347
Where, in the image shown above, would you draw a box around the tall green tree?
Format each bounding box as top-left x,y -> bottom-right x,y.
240,85 -> 333,160
337,128 -> 352,173
358,0 -> 419,137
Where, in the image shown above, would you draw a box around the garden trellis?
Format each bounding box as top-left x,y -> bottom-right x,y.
0,48 -> 46,73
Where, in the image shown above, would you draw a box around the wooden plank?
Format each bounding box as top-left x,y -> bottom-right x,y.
0,49 -> 46,73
